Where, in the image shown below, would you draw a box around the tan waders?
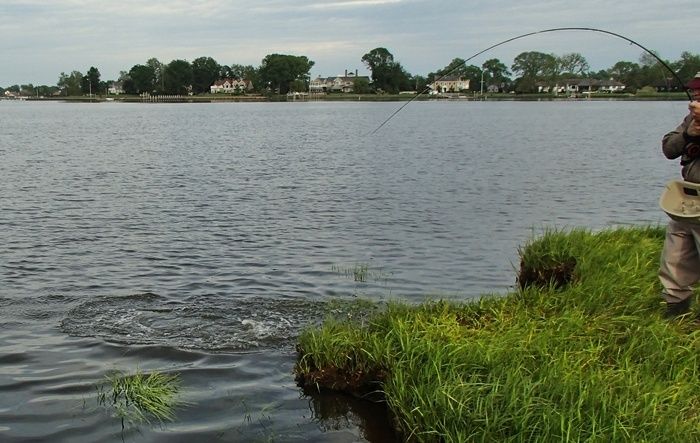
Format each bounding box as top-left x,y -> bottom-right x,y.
659,181 -> 700,316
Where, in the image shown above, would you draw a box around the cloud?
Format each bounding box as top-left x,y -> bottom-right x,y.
308,0 -> 404,8
0,0 -> 696,86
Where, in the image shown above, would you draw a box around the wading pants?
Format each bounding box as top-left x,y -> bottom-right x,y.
659,219 -> 700,303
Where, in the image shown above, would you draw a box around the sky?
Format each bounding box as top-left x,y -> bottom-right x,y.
1,0 -> 697,87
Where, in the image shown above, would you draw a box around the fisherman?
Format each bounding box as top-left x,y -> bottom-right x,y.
659,71 -> 700,317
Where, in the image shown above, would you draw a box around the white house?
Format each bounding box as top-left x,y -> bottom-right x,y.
210,78 -> 254,93
431,76 -> 470,93
309,70 -> 370,93
108,81 -> 124,95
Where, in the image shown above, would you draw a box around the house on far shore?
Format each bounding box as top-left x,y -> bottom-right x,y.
430,76 -> 470,94
108,81 -> 124,95
309,69 -> 370,93
210,78 -> 253,94
537,78 -> 626,94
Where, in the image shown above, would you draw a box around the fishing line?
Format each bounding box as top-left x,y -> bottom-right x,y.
370,27 -> 691,135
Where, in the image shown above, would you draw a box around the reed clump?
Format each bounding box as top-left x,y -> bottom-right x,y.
97,369 -> 182,430
296,226 -> 700,442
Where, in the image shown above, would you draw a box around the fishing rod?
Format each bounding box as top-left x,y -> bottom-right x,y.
370,27 -> 691,134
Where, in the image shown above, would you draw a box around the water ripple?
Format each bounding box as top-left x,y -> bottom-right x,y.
60,292 -> 374,351
0,100 -> 681,442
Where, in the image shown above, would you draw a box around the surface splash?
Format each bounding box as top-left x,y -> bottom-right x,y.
61,292 -> 377,351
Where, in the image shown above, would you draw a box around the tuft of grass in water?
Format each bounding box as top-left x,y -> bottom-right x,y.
331,263 -> 390,283
97,369 -> 182,429
297,226 -> 700,442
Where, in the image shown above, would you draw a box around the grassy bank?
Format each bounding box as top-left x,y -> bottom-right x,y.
295,226 -> 700,442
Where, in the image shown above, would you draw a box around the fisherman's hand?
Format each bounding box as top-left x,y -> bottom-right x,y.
690,101 -> 700,122
689,102 -> 700,136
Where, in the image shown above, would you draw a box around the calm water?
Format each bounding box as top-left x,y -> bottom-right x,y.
0,99 -> 685,441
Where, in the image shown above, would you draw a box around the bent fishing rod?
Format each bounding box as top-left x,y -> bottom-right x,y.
370,27 -> 691,135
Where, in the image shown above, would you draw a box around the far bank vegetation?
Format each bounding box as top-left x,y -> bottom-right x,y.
4,48 -> 699,100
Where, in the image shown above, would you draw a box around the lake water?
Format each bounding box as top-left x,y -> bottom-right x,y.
0,99 -> 686,441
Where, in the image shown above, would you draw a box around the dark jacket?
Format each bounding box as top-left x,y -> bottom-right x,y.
663,115 -> 700,182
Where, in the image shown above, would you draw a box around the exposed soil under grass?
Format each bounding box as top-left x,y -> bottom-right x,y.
295,364 -> 388,402
517,256 -> 577,289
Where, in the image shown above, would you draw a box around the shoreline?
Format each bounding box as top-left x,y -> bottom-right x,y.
1,92 -> 690,104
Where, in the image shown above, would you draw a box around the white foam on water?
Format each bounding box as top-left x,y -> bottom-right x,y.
61,294 -> 372,351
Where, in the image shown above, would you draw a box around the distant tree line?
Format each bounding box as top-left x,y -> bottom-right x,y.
2,49 -> 698,97
424,50 -> 700,94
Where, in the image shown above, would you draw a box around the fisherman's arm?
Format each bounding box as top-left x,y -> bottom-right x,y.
662,115 -> 692,159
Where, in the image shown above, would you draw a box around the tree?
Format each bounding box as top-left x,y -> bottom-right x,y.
147,58 -> 165,93
362,47 -> 394,90
411,75 -> 428,93
608,61 -> 641,91
609,61 -> 639,79
353,77 -> 371,94
163,59 -> 193,94
557,53 -> 589,76
81,66 -> 101,95
371,62 -> 411,93
289,79 -> 307,93
675,51 -> 700,88
361,48 -> 394,74
20,84 -> 35,95
388,63 -> 411,93
126,64 -> 156,94
58,71 -> 83,96
482,58 -> 510,91
638,51 -> 660,68
35,85 -> 58,96
119,71 -> 134,95
588,69 -> 610,80
226,64 -> 253,79
258,54 -> 314,94
429,58 -> 469,81
512,51 -> 556,78
511,51 -> 557,92
191,56 -> 221,94
464,65 -> 484,91
638,51 -> 671,90
361,47 -> 411,93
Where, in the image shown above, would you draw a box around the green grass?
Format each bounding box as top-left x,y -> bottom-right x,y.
97,369 -> 183,429
296,226 -> 700,442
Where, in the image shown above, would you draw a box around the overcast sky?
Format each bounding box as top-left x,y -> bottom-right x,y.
1,0 -> 696,86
